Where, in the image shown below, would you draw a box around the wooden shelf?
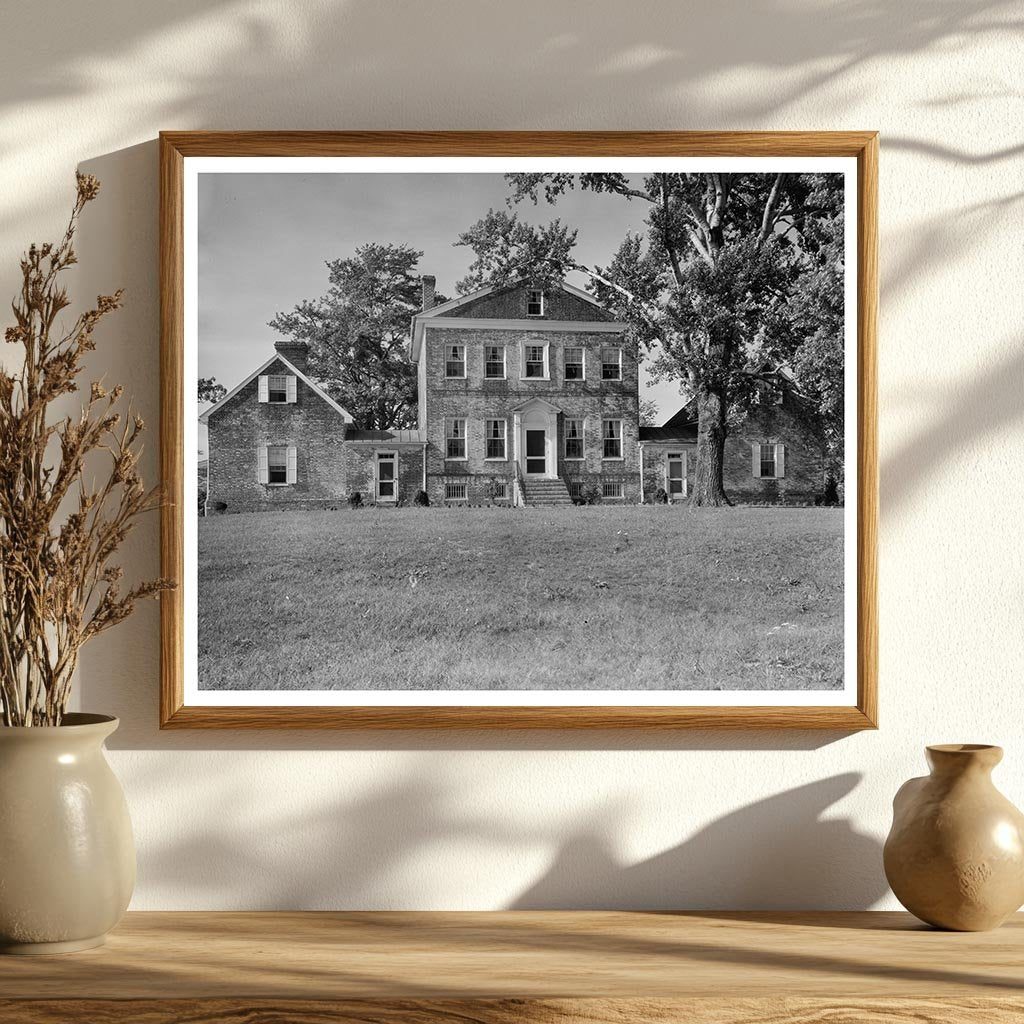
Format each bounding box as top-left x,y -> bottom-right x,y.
1,911 -> 1022,1022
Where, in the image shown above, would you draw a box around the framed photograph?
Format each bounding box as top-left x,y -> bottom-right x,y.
160,131 -> 877,729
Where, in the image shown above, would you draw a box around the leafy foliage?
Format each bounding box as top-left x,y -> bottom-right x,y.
269,244 -> 430,430
198,377 -> 227,404
454,210 -> 578,294
639,398 -> 660,427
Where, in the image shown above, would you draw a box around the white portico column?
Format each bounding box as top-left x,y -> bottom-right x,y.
512,409 -> 522,506
546,405 -> 558,479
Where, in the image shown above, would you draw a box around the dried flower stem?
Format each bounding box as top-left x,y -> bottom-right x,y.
0,174 -> 173,726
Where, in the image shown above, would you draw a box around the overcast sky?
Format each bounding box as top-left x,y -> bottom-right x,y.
197,172 -> 689,425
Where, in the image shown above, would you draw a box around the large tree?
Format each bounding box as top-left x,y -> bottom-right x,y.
269,243 -> 430,430
481,173 -> 844,505
782,176 -> 846,491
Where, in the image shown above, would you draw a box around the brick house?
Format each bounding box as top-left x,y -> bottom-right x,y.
201,279 -> 826,511
410,276 -> 640,506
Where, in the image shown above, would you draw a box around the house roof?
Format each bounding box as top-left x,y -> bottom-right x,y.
639,399 -> 698,444
198,353 -> 354,424
662,400 -> 698,429
409,279 -> 622,360
639,425 -> 697,444
345,428 -> 426,444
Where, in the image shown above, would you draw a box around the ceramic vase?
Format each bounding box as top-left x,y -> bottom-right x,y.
0,713 -> 135,953
884,744 -> 1024,931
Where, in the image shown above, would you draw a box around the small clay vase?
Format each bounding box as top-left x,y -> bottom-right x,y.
884,744 -> 1024,931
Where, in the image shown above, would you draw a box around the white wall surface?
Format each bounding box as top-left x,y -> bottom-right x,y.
1,0 -> 1022,910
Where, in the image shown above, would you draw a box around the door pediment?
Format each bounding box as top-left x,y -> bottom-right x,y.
512,397 -> 562,416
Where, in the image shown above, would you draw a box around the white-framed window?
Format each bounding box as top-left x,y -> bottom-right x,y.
754,442 -> 786,479
485,419 -> 507,460
258,373 -> 296,404
523,342 -> 548,379
445,481 -> 468,501
490,480 -> 508,500
258,444 -> 296,486
568,481 -> 584,499
602,480 -> 624,499
485,344 -> 506,379
601,347 -> 622,381
268,375 -> 288,403
445,344 -> 466,378
446,419 -> 467,460
376,451 -> 397,501
268,445 -> 288,484
527,289 -> 544,316
602,419 -> 622,459
564,346 -> 584,380
667,451 -> 687,499
564,418 -> 584,460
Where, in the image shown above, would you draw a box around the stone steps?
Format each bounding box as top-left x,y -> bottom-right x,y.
522,479 -> 574,506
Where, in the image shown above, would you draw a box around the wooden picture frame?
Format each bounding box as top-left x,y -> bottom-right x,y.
160,131 -> 877,730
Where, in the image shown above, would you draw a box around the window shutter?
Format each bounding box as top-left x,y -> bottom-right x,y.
257,446 -> 269,484
286,446 -> 297,484
682,451 -> 688,497
258,376 -> 269,403
286,375 -> 297,404
751,443 -> 761,479
776,443 -> 786,478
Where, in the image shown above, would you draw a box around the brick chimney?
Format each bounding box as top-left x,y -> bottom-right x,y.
274,339 -> 309,373
421,274 -> 436,311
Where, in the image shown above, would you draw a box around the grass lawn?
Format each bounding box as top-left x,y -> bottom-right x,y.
197,505 -> 844,691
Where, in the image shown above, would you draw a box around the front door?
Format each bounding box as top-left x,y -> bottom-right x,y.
376,452 -> 397,501
525,430 -> 546,475
667,453 -> 686,500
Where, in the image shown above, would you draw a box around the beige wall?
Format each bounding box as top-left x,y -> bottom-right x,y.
1,1 -> 1021,910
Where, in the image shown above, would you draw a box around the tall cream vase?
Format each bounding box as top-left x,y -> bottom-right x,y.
0,714 -> 134,953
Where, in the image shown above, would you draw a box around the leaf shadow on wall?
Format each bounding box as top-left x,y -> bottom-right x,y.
3,0 -> 1018,125
132,762 -> 885,911
510,774 -> 887,911
0,0 -> 1019,239
883,337 -> 1024,513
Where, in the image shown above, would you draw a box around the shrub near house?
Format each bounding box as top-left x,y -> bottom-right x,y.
202,280 -> 827,511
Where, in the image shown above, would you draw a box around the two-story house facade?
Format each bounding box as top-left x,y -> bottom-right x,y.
200,277 -> 826,512
410,277 -> 640,505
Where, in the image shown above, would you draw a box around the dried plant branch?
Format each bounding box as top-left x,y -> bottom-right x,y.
0,174 -> 174,726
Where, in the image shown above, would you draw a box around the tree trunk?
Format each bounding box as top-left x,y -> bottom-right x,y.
690,385 -> 730,506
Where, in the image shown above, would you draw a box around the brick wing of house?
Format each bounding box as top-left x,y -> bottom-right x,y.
201,279 -> 826,512
639,371 -> 826,506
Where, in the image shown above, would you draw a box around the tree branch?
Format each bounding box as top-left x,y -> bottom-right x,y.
758,173 -> 785,245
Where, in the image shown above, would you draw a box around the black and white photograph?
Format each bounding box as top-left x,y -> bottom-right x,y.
183,153 -> 861,708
